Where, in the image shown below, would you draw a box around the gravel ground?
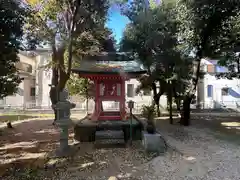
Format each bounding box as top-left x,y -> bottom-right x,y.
1,117 -> 240,180
139,122 -> 240,180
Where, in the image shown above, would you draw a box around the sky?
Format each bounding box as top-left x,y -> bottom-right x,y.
106,0 -> 161,44
106,8 -> 129,44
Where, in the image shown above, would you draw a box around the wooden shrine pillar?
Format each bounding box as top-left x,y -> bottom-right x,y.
91,79 -> 100,121
120,78 -> 126,119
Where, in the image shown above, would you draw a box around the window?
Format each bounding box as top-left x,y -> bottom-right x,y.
215,65 -> 228,73
207,85 -> 213,97
16,62 -> 32,73
30,87 -> 35,96
207,65 -> 215,73
127,84 -> 134,97
221,88 -> 229,96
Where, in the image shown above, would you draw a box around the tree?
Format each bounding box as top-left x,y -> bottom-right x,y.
25,0 -> 109,92
213,15 -> 240,79
177,0 -> 240,125
0,0 -> 27,98
66,28 -> 117,113
120,0 -> 192,120
24,0 -> 125,120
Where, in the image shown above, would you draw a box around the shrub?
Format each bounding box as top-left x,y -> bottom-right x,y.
141,105 -> 156,134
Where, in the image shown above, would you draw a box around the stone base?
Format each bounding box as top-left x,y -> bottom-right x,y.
74,118 -> 143,143
122,124 -> 143,142
74,125 -> 96,142
142,132 -> 166,153
55,145 -> 74,158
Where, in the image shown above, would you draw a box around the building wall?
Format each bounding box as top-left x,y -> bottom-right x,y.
198,59 -> 240,109
203,74 -> 240,108
4,53 -> 36,108
1,51 -> 53,109
125,78 -> 168,108
35,53 -> 52,108
4,80 -> 24,107
125,78 -> 152,105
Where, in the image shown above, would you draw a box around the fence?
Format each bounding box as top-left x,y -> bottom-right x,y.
194,100 -> 240,110
0,100 -> 147,115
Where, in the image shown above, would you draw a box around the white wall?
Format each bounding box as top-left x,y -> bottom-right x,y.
4,54 -> 36,108
5,80 -> 24,107
198,58 -> 240,109
203,74 -> 240,108
2,52 -> 53,109
125,78 -> 168,108
18,54 -> 36,71
125,78 -> 152,105
35,54 -> 52,108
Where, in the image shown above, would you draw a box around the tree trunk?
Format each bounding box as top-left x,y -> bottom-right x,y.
181,51 -> 202,126
50,44 -> 58,123
152,82 -> 161,117
49,45 -> 70,123
48,3 -> 79,123
154,95 -> 161,117
156,103 -> 161,117
176,98 -> 180,111
180,96 -> 192,126
168,82 -> 173,124
237,56 -> 240,73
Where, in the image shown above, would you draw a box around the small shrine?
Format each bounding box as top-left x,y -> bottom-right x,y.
72,52 -> 146,143
72,52 -> 146,122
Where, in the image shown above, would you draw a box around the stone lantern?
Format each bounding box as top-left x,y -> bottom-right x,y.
52,89 -> 76,156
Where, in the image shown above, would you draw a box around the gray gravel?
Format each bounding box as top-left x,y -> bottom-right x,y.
137,126 -> 240,180
2,124 -> 240,180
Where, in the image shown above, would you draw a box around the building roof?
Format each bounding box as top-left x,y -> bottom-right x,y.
72,52 -> 147,75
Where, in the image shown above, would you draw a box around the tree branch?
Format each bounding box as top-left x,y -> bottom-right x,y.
67,0 -> 81,77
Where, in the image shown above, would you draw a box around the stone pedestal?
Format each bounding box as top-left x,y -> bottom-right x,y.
142,132 -> 166,153
52,89 -> 76,157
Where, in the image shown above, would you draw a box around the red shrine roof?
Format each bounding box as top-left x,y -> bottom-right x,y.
71,52 -> 147,76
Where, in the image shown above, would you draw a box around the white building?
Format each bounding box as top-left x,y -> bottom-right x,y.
197,58 -> 240,109
0,50 -> 159,110
0,49 -> 53,109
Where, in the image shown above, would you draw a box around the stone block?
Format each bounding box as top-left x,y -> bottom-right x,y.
74,125 -> 96,142
142,132 -> 166,153
122,124 -> 142,142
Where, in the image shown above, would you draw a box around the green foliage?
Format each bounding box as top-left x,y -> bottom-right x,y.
24,0 -> 121,99
0,0 -> 28,98
175,0 -> 240,124
212,15 -> 240,79
177,0 -> 240,57
121,1 -> 193,105
67,28 -> 117,96
176,0 -> 240,88
67,75 -> 94,98
141,104 -> 157,133
141,105 -> 156,121
24,0 -> 112,93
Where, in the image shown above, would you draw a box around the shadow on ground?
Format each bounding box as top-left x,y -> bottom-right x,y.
0,118 -> 158,180
0,119 -> 74,176
191,113 -> 240,144
0,115 -> 38,123
155,112 -> 240,145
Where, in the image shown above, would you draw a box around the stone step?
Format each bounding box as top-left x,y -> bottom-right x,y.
98,115 -> 121,121
95,130 -> 124,140
96,120 -> 126,131
100,111 -> 121,116
96,124 -> 123,131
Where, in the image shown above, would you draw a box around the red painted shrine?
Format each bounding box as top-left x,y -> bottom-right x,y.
72,52 -> 146,121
